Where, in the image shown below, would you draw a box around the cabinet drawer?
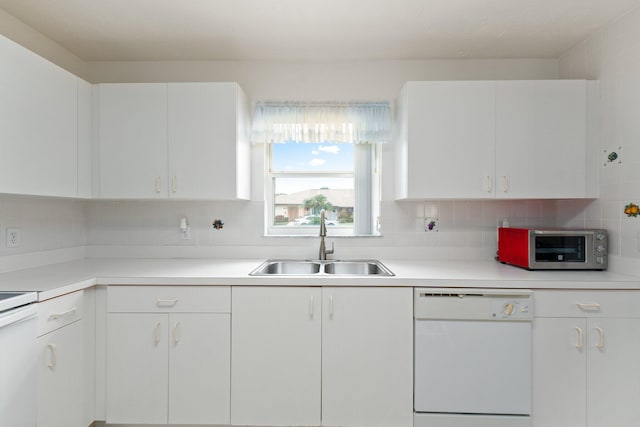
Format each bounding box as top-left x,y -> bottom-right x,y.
107,286 -> 230,313
38,290 -> 84,336
534,290 -> 640,318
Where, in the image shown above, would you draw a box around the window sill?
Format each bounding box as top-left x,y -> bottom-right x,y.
262,233 -> 382,238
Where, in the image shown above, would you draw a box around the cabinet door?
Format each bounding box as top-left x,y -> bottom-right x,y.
77,79 -> 93,199
587,318 -> 640,427
496,80 -> 587,198
231,287 -> 321,426
401,81 -> 496,199
106,313 -> 168,424
37,320 -> 84,427
168,313 -> 230,424
98,83 -> 168,198
0,34 -> 78,197
532,317 -> 587,427
168,82 -> 246,199
322,287 -> 413,427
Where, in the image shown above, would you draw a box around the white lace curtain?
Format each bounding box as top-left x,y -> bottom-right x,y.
251,102 -> 391,144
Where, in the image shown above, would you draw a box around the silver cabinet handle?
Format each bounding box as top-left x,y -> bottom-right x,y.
309,295 -> 314,319
48,307 -> 77,321
173,321 -> 181,345
575,327 -> 584,351
154,321 -> 161,345
595,327 -> 605,350
156,298 -> 178,307
172,176 -> 177,193
155,176 -> 162,193
577,302 -> 601,312
47,343 -> 57,368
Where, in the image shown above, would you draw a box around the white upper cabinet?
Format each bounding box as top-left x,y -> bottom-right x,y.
97,82 -> 250,200
0,35 -> 80,198
77,79 -> 93,199
395,81 -> 496,199
396,80 -> 597,200
168,82 -> 250,200
495,80 -> 593,199
98,83 -> 169,199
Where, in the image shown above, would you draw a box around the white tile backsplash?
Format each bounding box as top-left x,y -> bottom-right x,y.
560,5 -> 640,260
0,195 -> 87,256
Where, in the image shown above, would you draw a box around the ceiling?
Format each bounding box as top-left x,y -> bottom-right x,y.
1,0 -> 639,61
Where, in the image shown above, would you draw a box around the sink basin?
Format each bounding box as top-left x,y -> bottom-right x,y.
250,260 -> 322,275
324,260 -> 394,276
250,259 -> 394,276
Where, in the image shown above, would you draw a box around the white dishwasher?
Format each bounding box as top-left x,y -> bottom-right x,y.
414,288 -> 533,427
0,292 -> 38,427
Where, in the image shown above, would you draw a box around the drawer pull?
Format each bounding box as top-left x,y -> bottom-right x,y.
156,298 -> 178,307
48,307 -> 77,321
47,343 -> 57,368
576,302 -> 601,312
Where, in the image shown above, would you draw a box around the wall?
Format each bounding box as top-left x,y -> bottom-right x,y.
0,16 -> 563,265
559,6 -> 640,270
0,195 -> 87,273
84,58 -> 559,261
0,8 -> 87,79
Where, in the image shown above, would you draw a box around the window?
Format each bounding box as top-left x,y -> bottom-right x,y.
252,102 -> 390,236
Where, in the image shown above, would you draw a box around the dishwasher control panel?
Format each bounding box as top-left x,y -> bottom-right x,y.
490,298 -> 532,320
414,288 -> 533,321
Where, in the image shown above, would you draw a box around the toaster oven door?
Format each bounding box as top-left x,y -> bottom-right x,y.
533,234 -> 586,263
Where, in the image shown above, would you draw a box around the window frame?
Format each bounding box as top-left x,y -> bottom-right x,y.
265,143 -> 381,237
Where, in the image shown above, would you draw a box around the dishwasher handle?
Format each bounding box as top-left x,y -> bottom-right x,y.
0,305 -> 37,329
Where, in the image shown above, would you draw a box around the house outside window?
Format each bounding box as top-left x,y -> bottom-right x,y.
252,102 -> 391,236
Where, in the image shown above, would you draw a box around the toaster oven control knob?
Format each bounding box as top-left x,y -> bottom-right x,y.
596,245 -> 606,253
596,233 -> 606,241
596,256 -> 605,264
503,303 -> 515,316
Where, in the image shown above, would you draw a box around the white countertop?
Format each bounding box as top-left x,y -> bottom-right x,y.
0,258 -> 638,301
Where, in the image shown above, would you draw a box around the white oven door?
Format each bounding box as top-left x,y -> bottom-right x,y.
414,319 -> 531,415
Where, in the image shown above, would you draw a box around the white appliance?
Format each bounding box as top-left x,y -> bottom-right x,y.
0,292 -> 38,427
414,288 -> 533,427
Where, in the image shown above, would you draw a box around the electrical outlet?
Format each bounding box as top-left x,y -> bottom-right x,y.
6,228 -> 20,248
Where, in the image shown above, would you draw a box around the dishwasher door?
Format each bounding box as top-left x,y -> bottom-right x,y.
0,304 -> 38,427
414,318 -> 531,415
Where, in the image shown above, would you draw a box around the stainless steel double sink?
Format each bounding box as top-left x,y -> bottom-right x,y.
250,259 -> 394,276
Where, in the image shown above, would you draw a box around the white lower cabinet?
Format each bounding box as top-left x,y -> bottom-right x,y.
321,287 -> 413,427
231,286 -> 413,427
533,291 -> 640,427
106,313 -> 169,424
37,291 -> 85,427
231,287 -> 322,426
106,286 -> 231,425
